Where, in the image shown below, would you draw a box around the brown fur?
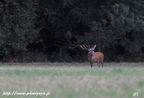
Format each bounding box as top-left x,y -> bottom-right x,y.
88,52 -> 104,68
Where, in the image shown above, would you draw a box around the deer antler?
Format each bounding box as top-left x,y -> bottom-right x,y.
80,45 -> 90,50
67,41 -> 80,50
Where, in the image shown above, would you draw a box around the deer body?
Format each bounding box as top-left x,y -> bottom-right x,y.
80,45 -> 104,68
88,52 -> 104,68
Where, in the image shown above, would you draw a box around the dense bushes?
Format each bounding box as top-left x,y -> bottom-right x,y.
0,0 -> 144,62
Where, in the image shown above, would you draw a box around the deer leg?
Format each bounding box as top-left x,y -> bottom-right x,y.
101,59 -> 104,68
101,61 -> 103,68
100,61 -> 103,68
97,61 -> 100,68
90,62 -> 93,68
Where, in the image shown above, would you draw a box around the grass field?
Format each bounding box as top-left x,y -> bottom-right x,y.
0,62 -> 144,98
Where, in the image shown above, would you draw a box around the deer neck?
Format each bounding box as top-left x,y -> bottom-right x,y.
88,51 -> 94,54
88,51 -> 94,61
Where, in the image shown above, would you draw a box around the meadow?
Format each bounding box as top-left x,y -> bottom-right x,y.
0,62 -> 144,98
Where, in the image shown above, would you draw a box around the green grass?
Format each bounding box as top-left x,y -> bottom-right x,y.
0,62 -> 144,98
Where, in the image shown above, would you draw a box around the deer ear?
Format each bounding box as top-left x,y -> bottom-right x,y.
93,45 -> 96,49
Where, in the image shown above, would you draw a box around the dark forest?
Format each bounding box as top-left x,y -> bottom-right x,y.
0,0 -> 144,62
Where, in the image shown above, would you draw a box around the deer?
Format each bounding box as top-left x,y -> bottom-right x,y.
80,45 -> 104,68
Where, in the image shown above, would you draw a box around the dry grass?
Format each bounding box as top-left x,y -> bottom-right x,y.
0,62 -> 144,98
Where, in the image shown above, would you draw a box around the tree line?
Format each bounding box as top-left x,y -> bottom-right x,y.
0,0 -> 144,62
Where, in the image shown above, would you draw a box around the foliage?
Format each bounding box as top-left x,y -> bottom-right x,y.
0,0 -> 144,62
0,0 -> 39,61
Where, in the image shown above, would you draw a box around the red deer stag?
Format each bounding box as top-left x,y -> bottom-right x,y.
80,45 -> 104,68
